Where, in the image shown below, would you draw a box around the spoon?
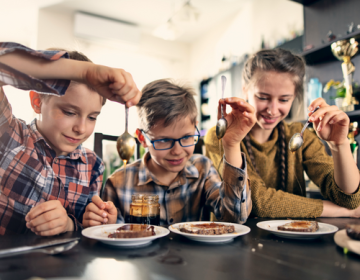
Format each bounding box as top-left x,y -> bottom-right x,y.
116,107 -> 136,164
216,75 -> 228,139
289,106 -> 320,152
0,239 -> 79,258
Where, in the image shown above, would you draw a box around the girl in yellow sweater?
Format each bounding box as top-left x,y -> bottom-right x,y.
205,48 -> 360,218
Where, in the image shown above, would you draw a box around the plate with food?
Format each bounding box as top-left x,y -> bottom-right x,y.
256,220 -> 338,240
169,221 -> 250,243
334,224 -> 360,255
82,224 -> 170,247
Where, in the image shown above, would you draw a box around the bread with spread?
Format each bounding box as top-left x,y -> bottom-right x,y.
179,222 -> 235,235
108,224 -> 155,238
346,224 -> 360,240
278,221 -> 319,232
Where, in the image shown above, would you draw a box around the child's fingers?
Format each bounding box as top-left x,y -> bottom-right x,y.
30,216 -> 64,233
83,210 -> 108,224
104,201 -> 117,215
25,200 -> 61,222
126,88 -> 142,107
91,195 -> 106,210
223,97 -> 255,114
308,97 -> 327,111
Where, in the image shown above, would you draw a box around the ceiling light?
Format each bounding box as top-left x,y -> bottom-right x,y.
174,1 -> 200,22
152,19 -> 183,41
152,0 -> 200,41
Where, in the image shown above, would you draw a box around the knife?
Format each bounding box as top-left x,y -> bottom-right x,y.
0,237 -> 80,258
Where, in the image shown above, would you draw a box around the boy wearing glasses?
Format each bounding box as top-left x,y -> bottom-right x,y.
83,79 -> 256,226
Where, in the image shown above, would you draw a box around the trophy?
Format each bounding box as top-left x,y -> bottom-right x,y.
331,38 -> 359,111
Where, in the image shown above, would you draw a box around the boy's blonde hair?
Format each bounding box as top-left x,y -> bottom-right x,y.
137,79 -> 197,131
40,49 -> 106,106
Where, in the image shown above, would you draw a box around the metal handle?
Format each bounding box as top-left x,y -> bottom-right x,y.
0,237 -> 79,258
300,106 -> 320,136
221,75 -> 227,118
125,107 -> 129,133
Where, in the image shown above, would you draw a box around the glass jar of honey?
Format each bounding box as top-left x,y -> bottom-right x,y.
129,194 -> 160,226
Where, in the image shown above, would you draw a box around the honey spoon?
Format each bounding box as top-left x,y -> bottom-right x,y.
116,106 -> 136,164
216,75 -> 228,139
289,106 -> 320,152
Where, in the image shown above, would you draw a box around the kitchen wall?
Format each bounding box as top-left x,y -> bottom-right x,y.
1,0 -> 303,151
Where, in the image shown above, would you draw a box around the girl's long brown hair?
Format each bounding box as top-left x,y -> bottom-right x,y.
242,48 -> 305,191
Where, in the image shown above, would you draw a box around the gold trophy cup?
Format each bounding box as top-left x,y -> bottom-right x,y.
331,38 -> 359,111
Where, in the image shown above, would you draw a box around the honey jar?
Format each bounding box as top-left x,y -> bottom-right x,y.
129,194 -> 160,226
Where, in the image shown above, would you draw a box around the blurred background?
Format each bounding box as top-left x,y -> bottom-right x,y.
3,0 -> 360,176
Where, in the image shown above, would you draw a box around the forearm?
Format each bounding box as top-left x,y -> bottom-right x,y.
223,144 -> 243,169
321,200 -> 354,217
0,51 -> 89,82
330,139 -> 360,194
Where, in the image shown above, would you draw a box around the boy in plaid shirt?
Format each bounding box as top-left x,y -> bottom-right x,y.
0,42 -> 140,235
83,79 -> 254,226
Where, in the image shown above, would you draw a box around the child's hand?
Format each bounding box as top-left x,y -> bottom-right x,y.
308,98 -> 350,148
83,195 -> 117,228
84,65 -> 141,107
218,97 -> 256,148
25,200 -> 73,236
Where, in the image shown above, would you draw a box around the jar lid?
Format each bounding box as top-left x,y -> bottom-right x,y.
131,193 -> 145,202
144,194 -> 159,203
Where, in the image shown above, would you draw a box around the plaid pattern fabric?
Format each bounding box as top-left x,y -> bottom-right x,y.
0,43 -> 104,234
0,42 -> 70,95
104,152 -> 251,225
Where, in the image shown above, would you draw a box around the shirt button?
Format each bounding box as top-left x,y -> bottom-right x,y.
241,199 -> 246,203
169,218 -> 174,223
238,176 -> 243,181
36,83 -> 43,90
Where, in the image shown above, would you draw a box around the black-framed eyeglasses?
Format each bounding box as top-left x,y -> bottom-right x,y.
141,126 -> 200,150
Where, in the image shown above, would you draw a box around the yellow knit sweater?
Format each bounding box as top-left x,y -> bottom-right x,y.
205,122 -> 360,218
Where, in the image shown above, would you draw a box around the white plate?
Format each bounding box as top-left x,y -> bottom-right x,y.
257,220 -> 338,240
334,229 -> 360,255
82,224 -> 170,247
169,221 -> 250,243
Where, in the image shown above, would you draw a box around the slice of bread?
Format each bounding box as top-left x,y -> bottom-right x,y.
108,224 -> 155,238
346,224 -> 360,240
179,222 -> 235,235
277,221 -> 319,232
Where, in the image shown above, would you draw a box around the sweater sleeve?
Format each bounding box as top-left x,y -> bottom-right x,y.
302,127 -> 360,209
204,125 -> 324,218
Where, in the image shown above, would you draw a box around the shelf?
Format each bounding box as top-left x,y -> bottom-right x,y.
300,29 -> 360,65
290,0 -> 320,5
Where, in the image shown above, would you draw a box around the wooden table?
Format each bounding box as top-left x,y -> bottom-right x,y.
0,218 -> 359,280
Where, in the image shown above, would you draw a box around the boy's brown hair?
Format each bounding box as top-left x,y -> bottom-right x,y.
137,79 -> 198,131
40,49 -> 106,106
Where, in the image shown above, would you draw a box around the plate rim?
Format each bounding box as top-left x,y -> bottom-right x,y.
256,220 -> 339,236
81,223 -> 170,243
334,229 -> 360,255
169,221 -> 251,239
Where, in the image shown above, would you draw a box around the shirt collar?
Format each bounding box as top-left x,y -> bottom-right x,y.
30,118 -> 87,163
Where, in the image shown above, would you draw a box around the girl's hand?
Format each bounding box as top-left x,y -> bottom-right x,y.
218,97 -> 256,148
308,98 -> 350,147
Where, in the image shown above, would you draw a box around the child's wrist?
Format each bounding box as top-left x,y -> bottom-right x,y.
66,216 -> 75,232
328,138 -> 350,152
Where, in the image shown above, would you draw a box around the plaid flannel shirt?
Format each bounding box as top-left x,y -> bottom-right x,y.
0,42 -> 104,234
104,152 -> 251,225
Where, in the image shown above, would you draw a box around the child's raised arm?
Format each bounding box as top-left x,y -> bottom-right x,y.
0,47 -> 141,107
